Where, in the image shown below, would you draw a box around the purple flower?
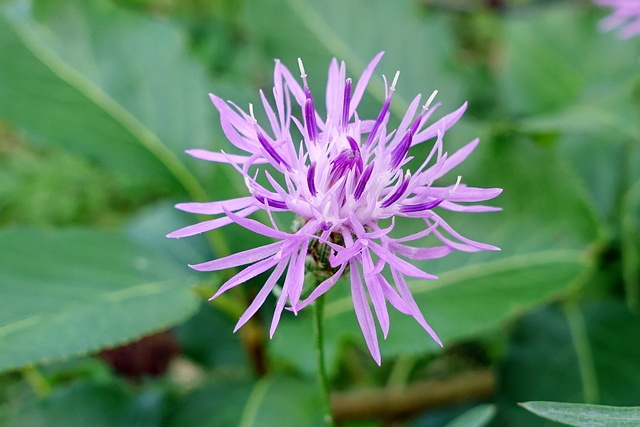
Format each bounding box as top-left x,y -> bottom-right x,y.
168,53 -> 501,364
595,0 -> 640,39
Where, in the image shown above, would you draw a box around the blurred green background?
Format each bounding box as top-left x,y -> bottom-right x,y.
0,0 -> 639,425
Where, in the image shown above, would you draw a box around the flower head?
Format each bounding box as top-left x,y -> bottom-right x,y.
595,0 -> 640,39
168,53 -> 501,364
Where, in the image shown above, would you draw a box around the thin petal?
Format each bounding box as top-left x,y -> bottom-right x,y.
413,102 -> 467,145
176,197 -> 255,215
233,255 -> 290,332
350,51 -> 385,115
186,149 -> 268,165
285,243 -> 309,312
222,206 -> 292,239
350,260 -> 381,365
368,241 -> 437,280
430,139 -> 480,181
209,254 -> 282,299
329,239 -> 364,268
361,249 -> 390,338
166,206 -> 258,238
391,268 -> 442,346
190,240 -> 284,271
438,201 -> 502,213
416,186 -> 503,203
294,262 -> 348,311
390,244 -> 452,260
377,274 -> 412,315
428,213 -> 500,252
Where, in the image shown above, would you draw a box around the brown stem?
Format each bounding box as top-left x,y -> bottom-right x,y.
331,369 -> 495,422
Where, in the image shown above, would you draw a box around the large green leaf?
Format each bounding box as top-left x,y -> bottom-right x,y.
499,6 -> 640,225
0,228 -> 199,372
445,404 -> 496,427
238,376 -> 323,427
0,0 -> 229,197
499,5 -> 640,116
167,376 -> 323,427
495,301 -> 640,426
166,380 -> 255,427
521,401 -> 640,427
0,379 -> 166,427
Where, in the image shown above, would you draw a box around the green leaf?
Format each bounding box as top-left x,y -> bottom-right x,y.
167,376 -> 323,427
245,0 -> 465,115
0,228 -> 199,372
444,404 -> 496,427
521,401 -> 640,427
176,303 -> 248,369
167,380 -> 255,427
0,0 -> 221,198
0,379 -> 166,427
499,5 -> 640,116
496,302 -> 640,426
238,376 -> 323,427
500,6 -> 640,226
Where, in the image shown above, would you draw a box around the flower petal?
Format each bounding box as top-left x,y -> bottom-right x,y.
190,240 -> 284,271
186,149 -> 268,165
209,254 -> 283,299
361,249 -> 390,338
233,255 -> 290,332
368,240 -> 437,280
166,206 -> 258,238
222,205 -> 292,239
176,197 -> 255,215
294,262 -> 348,311
391,268 -> 442,346
350,260 -> 381,365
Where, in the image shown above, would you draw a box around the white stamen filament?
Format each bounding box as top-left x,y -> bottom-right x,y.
423,90 -> 438,111
391,71 -> 400,90
298,58 -> 307,80
449,175 -> 462,196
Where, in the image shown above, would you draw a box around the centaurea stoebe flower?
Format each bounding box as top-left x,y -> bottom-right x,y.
168,53 -> 501,364
595,0 -> 640,39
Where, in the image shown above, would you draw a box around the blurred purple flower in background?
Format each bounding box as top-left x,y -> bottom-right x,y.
168,53 -> 501,364
595,0 -> 640,38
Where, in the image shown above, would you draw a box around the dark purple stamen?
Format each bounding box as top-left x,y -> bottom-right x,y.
347,136 -> 363,174
390,130 -> 413,169
257,132 -> 290,170
307,162 -> 317,196
381,176 -> 410,208
354,162 -> 374,200
364,96 -> 391,148
329,141 -> 363,186
399,199 -> 444,213
342,78 -> 352,128
304,89 -> 318,142
320,221 -> 333,230
254,194 -> 288,209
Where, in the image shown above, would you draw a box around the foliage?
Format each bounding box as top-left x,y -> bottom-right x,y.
521,401 -> 640,427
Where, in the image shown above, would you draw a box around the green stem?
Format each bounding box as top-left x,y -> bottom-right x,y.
621,143 -> 640,312
564,303 -> 599,404
22,365 -> 52,399
313,294 -> 335,426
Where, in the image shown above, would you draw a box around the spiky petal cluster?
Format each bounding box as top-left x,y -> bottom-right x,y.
168,53 -> 501,364
595,0 -> 640,38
